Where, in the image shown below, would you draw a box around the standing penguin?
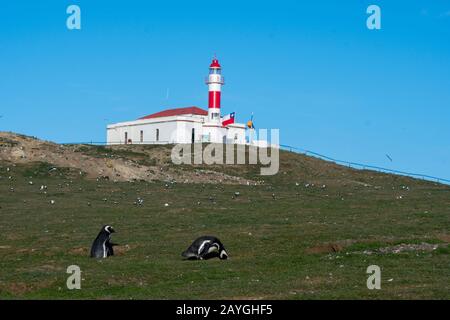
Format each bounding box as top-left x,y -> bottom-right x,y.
90,225 -> 116,258
182,236 -> 228,260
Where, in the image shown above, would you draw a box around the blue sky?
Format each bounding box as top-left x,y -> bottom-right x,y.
1,0 -> 449,179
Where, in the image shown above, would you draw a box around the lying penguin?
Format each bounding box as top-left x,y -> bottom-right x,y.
90,225 -> 117,258
182,236 -> 228,260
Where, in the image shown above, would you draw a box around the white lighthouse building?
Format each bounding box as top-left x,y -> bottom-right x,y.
107,58 -> 246,145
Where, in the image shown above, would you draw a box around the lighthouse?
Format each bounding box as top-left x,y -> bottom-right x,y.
107,57 -> 246,145
206,58 -> 224,122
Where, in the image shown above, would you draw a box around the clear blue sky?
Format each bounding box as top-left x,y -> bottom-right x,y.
1,0 -> 449,179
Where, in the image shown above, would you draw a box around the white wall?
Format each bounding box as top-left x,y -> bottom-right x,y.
175,121 -> 204,143
226,126 -> 246,144
107,121 -> 177,145
107,117 -> 206,145
202,125 -> 227,144
107,117 -> 247,145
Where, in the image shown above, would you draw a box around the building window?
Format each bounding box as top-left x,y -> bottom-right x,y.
140,130 -> 143,143
124,132 -> 128,144
156,129 -> 159,142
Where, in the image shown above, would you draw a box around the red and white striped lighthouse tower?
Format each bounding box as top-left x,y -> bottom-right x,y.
206,57 -> 224,123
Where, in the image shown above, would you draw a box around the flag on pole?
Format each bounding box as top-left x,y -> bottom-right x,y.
222,112 -> 235,126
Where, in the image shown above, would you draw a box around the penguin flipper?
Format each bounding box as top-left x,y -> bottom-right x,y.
106,242 -> 115,257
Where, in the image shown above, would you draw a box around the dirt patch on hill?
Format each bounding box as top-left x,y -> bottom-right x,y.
0,279 -> 56,296
0,132 -> 254,184
305,243 -> 345,254
306,238 -> 449,256
356,242 -> 442,255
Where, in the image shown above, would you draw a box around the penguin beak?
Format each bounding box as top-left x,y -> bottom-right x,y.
109,227 -> 116,233
220,250 -> 228,260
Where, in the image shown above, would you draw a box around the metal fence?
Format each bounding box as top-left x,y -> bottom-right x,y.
62,141 -> 172,145
61,140 -> 450,185
280,144 -> 450,185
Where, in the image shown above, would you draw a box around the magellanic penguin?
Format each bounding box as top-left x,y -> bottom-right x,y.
90,225 -> 116,258
182,236 -> 228,260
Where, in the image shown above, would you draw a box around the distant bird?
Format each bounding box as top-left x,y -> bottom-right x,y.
182,236 -> 228,260
90,225 -> 117,258
386,154 -> 393,162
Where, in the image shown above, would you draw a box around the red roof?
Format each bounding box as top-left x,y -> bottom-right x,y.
139,106 -> 208,120
210,58 -> 221,69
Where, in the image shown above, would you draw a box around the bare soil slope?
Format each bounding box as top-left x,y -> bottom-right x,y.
0,132 -> 252,184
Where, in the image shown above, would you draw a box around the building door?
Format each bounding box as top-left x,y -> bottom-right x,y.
125,132 -> 128,145
191,128 -> 195,144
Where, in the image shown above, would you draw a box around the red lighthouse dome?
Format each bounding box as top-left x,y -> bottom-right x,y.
210,58 -> 221,69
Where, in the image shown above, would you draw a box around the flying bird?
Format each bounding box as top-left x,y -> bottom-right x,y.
386,154 -> 393,162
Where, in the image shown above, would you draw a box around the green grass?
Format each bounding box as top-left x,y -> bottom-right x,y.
0,151 -> 449,299
71,145 -> 158,167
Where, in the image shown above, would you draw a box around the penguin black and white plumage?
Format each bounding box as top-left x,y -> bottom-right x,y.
182,236 -> 228,260
90,225 -> 116,258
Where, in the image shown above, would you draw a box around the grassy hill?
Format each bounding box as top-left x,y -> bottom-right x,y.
0,132 -> 449,299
